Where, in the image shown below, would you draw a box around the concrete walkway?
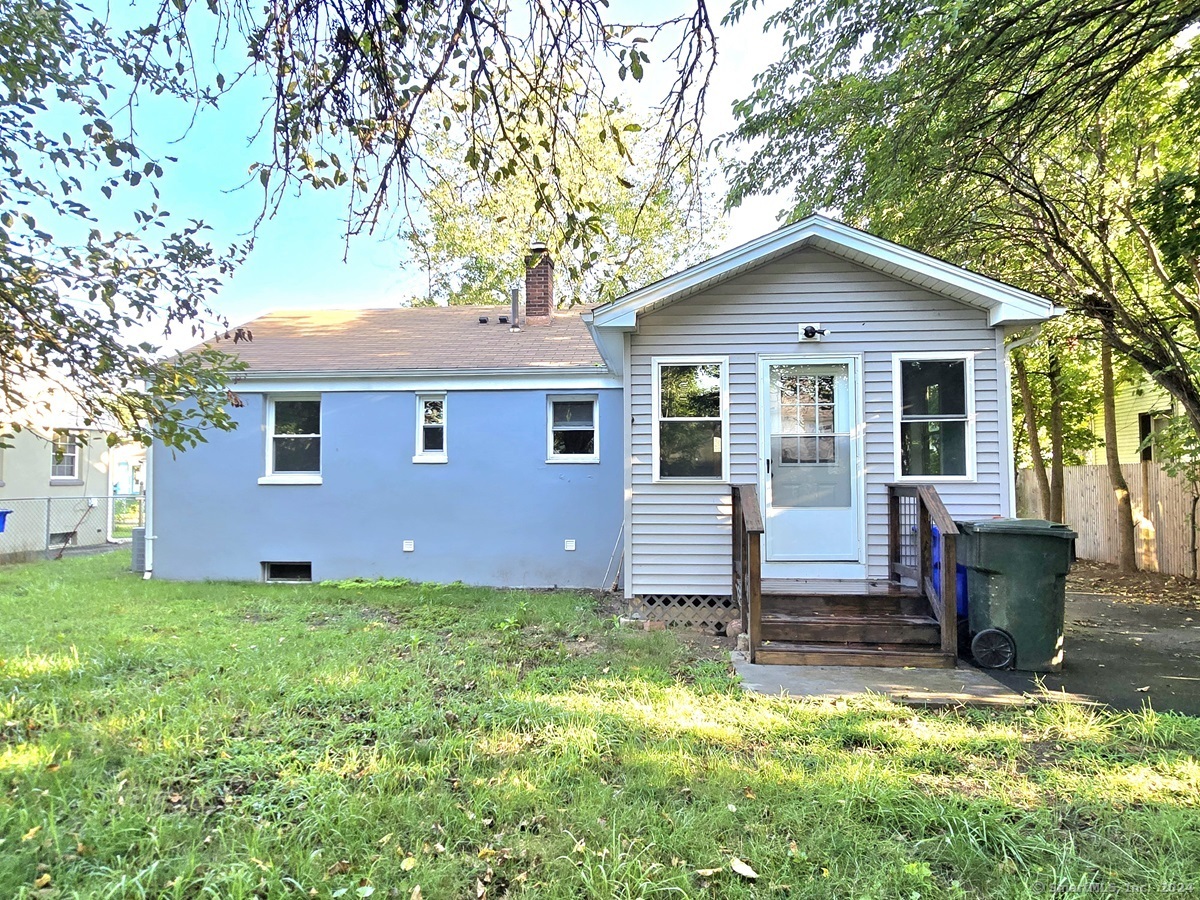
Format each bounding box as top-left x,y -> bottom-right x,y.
731,651 -> 1030,708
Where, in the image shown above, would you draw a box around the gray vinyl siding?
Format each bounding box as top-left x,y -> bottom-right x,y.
628,248 -> 1009,596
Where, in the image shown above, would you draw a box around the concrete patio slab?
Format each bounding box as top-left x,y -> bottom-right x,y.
731,651 -> 1032,708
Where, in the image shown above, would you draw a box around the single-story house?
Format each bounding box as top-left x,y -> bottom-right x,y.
1,383 -> 145,558
149,216 -> 1057,665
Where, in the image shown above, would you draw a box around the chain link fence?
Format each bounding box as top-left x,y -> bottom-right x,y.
0,494 -> 145,564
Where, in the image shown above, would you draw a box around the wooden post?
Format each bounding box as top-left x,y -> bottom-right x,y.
941,532 -> 958,655
918,498 -> 932,595
887,486 -> 901,582
747,528 -> 761,663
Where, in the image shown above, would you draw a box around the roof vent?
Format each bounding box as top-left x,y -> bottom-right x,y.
498,315 -> 509,324
478,316 -> 489,324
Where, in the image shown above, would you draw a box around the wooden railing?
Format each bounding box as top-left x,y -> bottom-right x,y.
887,484 -> 959,656
731,484 -> 764,662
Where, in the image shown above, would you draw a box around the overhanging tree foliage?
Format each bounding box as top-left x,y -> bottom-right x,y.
3,0 -> 719,444
0,0 -> 252,446
723,0 -> 1200,473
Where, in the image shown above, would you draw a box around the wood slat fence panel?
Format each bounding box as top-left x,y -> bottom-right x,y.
1016,464 -> 1199,577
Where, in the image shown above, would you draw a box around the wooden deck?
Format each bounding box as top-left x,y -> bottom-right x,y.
733,483 -> 960,669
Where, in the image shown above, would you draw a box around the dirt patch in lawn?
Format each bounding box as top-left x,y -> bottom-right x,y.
1069,560 -> 1200,609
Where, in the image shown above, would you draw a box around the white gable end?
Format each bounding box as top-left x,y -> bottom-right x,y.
590,215 -> 1058,329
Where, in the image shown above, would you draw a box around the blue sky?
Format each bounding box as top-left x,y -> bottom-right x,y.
106,0 -> 785,341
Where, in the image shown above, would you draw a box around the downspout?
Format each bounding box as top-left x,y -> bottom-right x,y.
143,441 -> 154,579
1004,325 -> 1045,516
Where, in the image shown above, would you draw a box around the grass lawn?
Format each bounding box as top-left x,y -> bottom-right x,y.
1,554 -> 1198,899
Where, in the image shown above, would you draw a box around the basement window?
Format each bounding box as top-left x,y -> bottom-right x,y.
263,561 -> 312,583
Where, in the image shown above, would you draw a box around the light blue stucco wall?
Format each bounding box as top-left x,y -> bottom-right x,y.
151,389 -> 624,587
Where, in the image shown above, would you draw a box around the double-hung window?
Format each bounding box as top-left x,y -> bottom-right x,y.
262,397 -> 322,484
414,394 -> 447,462
50,430 -> 79,481
894,353 -> 974,479
548,396 -> 598,462
654,359 -> 727,480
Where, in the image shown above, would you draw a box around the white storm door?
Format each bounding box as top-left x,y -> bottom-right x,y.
762,359 -> 862,561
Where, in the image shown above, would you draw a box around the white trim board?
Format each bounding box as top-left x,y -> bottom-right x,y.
234,371 -> 620,393
589,214 -> 1057,329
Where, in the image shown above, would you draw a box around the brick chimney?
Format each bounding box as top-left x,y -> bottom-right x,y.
524,240 -> 553,324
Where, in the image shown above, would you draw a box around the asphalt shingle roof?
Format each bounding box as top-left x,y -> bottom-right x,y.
206,306 -> 605,374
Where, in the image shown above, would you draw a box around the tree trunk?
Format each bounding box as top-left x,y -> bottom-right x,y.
1048,348 -> 1066,523
1013,349 -> 1052,517
1101,341 -> 1139,571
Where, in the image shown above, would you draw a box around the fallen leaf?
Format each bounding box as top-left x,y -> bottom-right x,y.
695,867 -> 722,877
401,857 -> 417,871
22,826 -> 41,842
729,858 -> 758,880
410,888 -> 422,900
327,860 -> 352,876
34,874 -> 51,888
377,833 -> 393,846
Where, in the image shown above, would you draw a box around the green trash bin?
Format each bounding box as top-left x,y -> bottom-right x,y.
956,518 -> 1077,672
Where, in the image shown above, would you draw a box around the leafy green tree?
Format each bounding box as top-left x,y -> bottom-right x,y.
405,110 -> 724,307
4,0 -> 720,444
724,0 -> 1200,439
1,0 -> 247,446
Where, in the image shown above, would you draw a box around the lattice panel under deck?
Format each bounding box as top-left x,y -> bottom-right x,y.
625,594 -> 737,629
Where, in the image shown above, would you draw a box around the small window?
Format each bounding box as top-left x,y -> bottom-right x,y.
655,360 -> 726,480
414,394 -> 447,462
548,396 -> 598,461
51,430 -> 79,480
896,356 -> 973,478
270,398 -> 321,474
264,561 -> 312,583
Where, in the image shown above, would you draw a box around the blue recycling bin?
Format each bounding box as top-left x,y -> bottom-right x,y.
0,509 -> 11,533
931,522 -> 969,617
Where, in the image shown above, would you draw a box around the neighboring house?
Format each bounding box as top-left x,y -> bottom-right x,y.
150,216 -> 1056,665
1084,376 -> 1179,464
0,385 -> 145,558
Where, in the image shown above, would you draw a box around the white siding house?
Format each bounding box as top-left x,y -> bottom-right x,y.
588,215 -> 1058,600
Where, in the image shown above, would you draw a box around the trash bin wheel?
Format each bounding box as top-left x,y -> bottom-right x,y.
972,628 -> 1016,669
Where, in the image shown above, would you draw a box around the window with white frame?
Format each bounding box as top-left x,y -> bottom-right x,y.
896,355 -> 973,478
548,396 -> 598,461
50,430 -> 79,480
415,394 -> 447,461
268,397 -> 322,474
655,360 -> 726,480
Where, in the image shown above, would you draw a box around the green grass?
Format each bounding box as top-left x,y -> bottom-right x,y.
1,553 -> 1198,899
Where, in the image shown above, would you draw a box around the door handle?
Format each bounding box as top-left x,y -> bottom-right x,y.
766,458 -> 771,475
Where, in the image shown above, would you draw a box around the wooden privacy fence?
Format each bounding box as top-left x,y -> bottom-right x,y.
1016,463 -> 1199,577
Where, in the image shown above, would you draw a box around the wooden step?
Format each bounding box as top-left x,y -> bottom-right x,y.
753,641 -> 956,668
760,612 -> 940,645
761,592 -> 931,617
